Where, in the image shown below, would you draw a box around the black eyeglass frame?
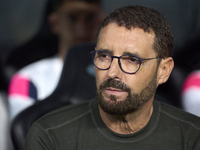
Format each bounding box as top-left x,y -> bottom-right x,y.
91,50 -> 163,74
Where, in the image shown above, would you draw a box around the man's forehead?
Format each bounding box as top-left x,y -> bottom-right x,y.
96,23 -> 156,57
97,23 -> 155,43
99,23 -> 155,36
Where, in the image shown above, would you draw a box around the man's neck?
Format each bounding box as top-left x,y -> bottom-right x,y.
99,99 -> 154,134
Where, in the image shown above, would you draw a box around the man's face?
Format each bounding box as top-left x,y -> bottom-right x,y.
95,23 -> 159,115
54,1 -> 102,47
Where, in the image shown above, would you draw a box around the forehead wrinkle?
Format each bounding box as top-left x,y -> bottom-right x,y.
120,28 -> 155,57
97,28 -> 131,56
97,23 -> 156,58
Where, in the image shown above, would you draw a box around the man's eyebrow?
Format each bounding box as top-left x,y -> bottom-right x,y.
123,51 -> 142,58
95,48 -> 143,58
95,48 -> 113,55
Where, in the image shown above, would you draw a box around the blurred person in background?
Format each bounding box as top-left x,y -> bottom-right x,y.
180,33 -> 200,116
0,93 -> 13,150
8,0 -> 104,120
181,67 -> 200,116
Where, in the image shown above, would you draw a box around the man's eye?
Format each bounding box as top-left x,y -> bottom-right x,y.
96,52 -> 109,58
99,53 -> 108,58
123,56 -> 140,64
130,57 -> 138,62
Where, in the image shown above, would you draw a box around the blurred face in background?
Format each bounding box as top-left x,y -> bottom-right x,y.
49,1 -> 103,48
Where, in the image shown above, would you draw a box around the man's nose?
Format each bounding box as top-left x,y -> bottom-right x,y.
107,58 -> 122,79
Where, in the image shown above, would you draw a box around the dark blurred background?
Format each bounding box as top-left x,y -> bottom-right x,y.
1,0 -> 200,61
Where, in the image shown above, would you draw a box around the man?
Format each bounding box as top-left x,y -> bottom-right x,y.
8,0 -> 103,120
26,5 -> 200,150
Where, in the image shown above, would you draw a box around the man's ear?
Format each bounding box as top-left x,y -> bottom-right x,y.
157,57 -> 174,85
48,12 -> 59,34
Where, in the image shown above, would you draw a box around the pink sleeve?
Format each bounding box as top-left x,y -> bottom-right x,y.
8,74 -> 37,100
182,72 -> 200,94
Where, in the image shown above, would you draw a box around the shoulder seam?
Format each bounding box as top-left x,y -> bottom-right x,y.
161,110 -> 200,130
45,110 -> 90,132
34,122 -> 55,146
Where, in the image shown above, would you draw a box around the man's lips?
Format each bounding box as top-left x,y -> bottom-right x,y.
103,87 -> 128,99
104,87 -> 124,92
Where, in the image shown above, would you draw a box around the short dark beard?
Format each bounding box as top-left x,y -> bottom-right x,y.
96,73 -> 157,116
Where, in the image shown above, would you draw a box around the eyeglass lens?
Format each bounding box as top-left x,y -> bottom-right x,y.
92,51 -> 141,74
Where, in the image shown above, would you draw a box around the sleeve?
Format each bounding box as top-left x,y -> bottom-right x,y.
8,74 -> 37,120
25,123 -> 55,150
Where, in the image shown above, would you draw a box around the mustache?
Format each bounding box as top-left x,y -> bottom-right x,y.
99,78 -> 131,92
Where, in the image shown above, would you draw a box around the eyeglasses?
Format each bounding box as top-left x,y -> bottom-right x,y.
91,50 -> 163,74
